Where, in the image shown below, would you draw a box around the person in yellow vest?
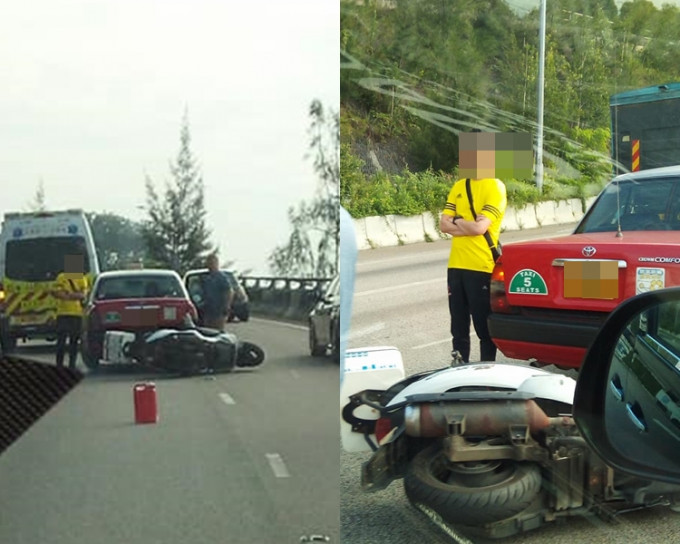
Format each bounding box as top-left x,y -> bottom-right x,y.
440,132 -> 508,364
53,254 -> 90,369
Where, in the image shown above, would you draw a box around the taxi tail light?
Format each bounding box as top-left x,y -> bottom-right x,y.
490,259 -> 515,314
186,301 -> 198,322
374,416 -> 394,445
88,308 -> 103,331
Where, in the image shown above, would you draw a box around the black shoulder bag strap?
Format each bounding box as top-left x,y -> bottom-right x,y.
67,278 -> 84,293
465,178 -> 502,263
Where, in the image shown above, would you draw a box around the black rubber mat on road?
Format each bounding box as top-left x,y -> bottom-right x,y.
0,357 -> 83,456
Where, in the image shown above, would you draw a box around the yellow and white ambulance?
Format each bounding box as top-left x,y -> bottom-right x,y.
0,209 -> 100,350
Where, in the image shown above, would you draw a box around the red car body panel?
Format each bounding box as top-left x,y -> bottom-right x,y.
502,231 -> 680,311
489,231 -> 680,369
87,297 -> 196,331
81,270 -> 197,366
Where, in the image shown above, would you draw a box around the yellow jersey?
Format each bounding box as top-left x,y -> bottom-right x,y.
442,178 -> 507,273
54,272 -> 90,317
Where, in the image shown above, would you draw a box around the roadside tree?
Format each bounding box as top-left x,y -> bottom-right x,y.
269,100 -> 339,278
142,111 -> 216,274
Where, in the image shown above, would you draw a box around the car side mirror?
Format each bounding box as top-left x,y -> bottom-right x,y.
574,286 -> 680,484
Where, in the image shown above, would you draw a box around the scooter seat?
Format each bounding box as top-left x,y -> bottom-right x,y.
195,327 -> 223,337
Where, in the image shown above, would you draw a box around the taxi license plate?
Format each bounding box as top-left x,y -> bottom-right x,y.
163,307 -> 177,320
564,260 -> 618,299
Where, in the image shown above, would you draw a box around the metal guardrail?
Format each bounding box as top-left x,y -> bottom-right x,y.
240,276 -> 333,323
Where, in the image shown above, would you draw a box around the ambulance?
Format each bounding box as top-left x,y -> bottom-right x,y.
0,209 -> 100,351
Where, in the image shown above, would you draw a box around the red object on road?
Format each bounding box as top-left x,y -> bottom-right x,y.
133,382 -> 158,424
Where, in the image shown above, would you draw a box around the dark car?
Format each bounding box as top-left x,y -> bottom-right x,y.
81,269 -> 197,369
488,165 -> 680,370
308,275 -> 339,359
574,286 -> 680,486
183,269 -> 250,324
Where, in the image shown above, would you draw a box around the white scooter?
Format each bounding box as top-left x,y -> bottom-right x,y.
341,347 -> 680,540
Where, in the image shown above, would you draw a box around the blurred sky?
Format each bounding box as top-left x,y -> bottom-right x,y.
0,0 -> 339,275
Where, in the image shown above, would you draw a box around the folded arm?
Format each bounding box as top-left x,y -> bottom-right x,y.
440,214 -> 491,237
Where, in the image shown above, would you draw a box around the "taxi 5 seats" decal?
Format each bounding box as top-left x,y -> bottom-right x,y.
509,269 -> 548,295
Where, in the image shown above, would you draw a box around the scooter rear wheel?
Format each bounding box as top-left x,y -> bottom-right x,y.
404,444 -> 542,526
236,342 -> 265,367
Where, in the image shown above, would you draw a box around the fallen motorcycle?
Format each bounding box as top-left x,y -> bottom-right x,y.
340,347 -> 680,540
102,320 -> 265,375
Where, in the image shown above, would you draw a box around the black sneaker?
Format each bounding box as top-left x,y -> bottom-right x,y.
451,350 -> 465,366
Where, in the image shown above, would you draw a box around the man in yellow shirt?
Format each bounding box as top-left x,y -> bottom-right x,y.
440,132 -> 508,363
53,254 -> 90,369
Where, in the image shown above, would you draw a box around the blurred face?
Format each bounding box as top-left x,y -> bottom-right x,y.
458,131 -> 533,180
207,255 -> 218,271
64,254 -> 84,275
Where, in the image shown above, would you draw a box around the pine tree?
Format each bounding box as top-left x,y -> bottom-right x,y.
26,179 -> 47,212
143,110 -> 215,274
268,100 -> 340,278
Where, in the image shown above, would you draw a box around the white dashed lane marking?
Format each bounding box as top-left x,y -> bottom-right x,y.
412,338 -> 451,350
354,278 -> 443,297
348,322 -> 386,340
266,453 -> 291,478
218,393 -> 236,405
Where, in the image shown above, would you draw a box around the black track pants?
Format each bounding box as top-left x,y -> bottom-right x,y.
447,268 -> 497,363
56,315 -> 82,369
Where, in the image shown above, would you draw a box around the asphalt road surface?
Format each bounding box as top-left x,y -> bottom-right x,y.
0,318 -> 339,544
341,223 -> 680,544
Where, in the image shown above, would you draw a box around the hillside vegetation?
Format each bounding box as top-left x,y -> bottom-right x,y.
341,0 -> 680,218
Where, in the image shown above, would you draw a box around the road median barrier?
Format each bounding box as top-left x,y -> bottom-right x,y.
241,276 -> 333,324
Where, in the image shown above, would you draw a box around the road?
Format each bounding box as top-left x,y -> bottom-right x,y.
0,318 -> 339,544
341,223 -> 680,544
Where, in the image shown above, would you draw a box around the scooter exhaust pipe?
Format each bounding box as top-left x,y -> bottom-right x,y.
404,400 -> 552,437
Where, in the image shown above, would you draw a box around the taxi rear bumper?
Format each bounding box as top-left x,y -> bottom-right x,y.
488,310 -> 608,368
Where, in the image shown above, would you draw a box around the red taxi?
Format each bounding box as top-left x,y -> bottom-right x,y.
81,269 -> 197,369
488,165 -> 680,370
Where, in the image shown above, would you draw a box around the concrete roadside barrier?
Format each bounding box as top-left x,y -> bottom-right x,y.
352,196 -> 596,250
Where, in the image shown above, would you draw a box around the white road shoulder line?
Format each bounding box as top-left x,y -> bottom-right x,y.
218,393 -> 236,405
250,317 -> 308,331
265,453 -> 291,478
355,278 -> 443,297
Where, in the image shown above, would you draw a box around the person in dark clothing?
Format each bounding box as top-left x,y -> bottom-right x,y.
53,254 -> 90,369
201,254 -> 233,332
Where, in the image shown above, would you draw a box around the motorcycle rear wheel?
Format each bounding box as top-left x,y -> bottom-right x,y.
404,444 -> 542,526
236,342 -> 265,367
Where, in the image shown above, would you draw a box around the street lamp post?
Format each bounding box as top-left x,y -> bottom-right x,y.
536,0 -> 546,193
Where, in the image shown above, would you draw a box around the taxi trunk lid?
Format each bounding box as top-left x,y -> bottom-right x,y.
497,231 -> 680,312
93,298 -> 191,330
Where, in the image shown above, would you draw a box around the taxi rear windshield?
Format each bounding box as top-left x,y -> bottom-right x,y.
5,236 -> 91,282
95,276 -> 184,300
576,177 -> 680,233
